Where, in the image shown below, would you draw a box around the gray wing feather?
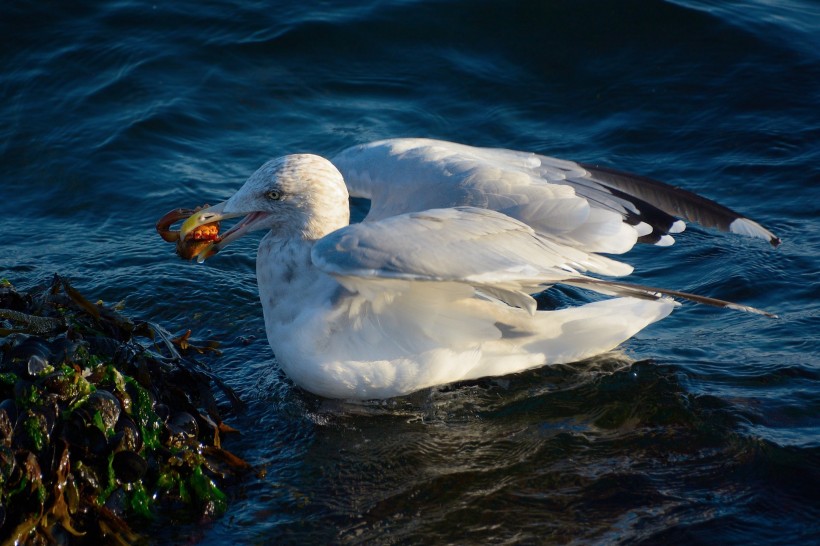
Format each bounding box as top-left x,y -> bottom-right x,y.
331,138 -> 780,249
312,207 -> 633,313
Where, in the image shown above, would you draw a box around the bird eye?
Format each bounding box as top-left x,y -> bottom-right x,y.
266,190 -> 282,201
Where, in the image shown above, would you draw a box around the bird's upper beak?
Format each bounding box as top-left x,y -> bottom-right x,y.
179,201 -> 271,263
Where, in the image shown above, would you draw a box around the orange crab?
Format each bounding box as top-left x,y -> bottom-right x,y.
156,206 -> 221,260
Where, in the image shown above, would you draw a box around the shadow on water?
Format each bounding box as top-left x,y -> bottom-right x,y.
195,356 -> 819,545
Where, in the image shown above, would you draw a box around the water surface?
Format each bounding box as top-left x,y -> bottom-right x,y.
2,1 -> 819,543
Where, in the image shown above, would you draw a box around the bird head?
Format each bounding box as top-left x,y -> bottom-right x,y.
179,154 -> 350,262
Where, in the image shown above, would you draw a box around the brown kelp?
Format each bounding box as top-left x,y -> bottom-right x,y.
0,276 -> 249,544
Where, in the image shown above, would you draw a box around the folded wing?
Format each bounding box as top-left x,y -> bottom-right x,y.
312,207 -> 627,314
312,206 -> 775,317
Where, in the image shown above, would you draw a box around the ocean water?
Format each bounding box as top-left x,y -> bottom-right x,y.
2,0 -> 819,544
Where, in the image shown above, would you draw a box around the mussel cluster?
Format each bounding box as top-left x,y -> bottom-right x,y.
0,276 -> 249,544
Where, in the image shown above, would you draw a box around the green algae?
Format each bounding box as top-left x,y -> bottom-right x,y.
0,276 -> 249,545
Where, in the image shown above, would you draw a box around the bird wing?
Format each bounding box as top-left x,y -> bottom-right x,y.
330,138 -> 780,255
312,206 -> 775,318
312,206 -> 624,315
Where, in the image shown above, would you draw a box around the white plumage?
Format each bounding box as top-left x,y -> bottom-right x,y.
177,138 -> 778,399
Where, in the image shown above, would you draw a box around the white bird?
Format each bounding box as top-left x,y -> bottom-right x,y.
177,138 -> 779,399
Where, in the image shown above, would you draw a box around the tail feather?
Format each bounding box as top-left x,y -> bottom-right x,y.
471,297 -> 677,379
562,277 -> 777,318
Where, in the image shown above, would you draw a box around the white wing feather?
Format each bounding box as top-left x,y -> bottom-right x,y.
312,206 -> 774,318
331,138 -> 780,251
312,206 -> 633,315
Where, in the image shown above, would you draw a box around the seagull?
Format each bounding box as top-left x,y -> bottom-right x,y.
177,138 -> 779,399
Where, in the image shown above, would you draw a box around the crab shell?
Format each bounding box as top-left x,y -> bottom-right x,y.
155,207 -> 221,260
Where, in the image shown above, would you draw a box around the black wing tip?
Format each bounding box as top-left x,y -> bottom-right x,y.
579,162 -> 782,249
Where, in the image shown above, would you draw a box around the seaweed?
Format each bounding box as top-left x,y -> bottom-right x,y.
0,275 -> 250,545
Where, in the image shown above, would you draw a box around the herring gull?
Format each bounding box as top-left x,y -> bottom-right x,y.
176,138 -> 779,399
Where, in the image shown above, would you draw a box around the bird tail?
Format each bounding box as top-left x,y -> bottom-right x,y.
559,277 -> 776,318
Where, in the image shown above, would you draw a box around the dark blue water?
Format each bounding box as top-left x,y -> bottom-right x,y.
2,1 -> 819,543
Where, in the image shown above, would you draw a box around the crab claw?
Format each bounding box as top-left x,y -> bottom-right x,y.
156,205 -> 224,260
156,208 -> 198,242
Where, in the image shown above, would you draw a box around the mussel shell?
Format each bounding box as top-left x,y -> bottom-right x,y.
20,452 -> 42,485
13,379 -> 37,406
0,399 -> 17,419
112,451 -> 148,484
64,420 -> 110,461
3,456 -> 23,490
0,445 -> 16,480
38,395 -> 60,438
7,335 -> 79,375
47,335 -> 80,365
164,411 -> 199,447
83,425 -> 110,458
42,368 -> 88,401
26,354 -> 49,376
113,415 -> 142,453
153,403 -> 171,423
0,400 -> 17,445
114,389 -> 132,415
73,461 -> 101,489
104,486 -> 128,516
168,412 -> 198,438
9,337 -> 51,371
82,390 -> 122,431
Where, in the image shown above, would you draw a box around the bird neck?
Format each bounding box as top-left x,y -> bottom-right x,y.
302,205 -> 349,241
255,232 -> 338,328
